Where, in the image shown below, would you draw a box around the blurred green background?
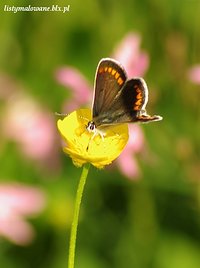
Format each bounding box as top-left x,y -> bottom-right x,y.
0,0 -> 200,267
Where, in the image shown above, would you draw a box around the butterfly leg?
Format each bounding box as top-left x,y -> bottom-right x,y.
86,130 -> 105,151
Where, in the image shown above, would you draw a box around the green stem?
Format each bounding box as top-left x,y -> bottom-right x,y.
68,163 -> 91,268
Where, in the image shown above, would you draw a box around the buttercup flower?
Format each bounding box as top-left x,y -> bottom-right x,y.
57,109 -> 128,169
55,32 -> 150,178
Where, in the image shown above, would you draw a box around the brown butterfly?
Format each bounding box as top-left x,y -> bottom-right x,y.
86,58 -> 162,137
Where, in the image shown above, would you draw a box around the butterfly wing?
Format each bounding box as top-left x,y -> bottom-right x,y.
94,77 -> 162,126
122,78 -> 163,123
92,58 -> 127,119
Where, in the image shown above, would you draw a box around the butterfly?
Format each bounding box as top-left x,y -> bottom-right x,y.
86,58 -> 162,138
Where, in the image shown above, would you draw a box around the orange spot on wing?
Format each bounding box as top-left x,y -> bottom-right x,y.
104,67 -> 108,72
108,67 -> 112,73
99,67 -> 104,73
136,92 -> 142,99
118,77 -> 124,85
136,99 -> 142,106
111,69 -> 117,76
133,98 -> 143,111
115,72 -> 120,79
134,106 -> 140,110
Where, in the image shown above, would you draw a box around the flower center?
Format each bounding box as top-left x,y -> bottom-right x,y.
86,121 -> 106,151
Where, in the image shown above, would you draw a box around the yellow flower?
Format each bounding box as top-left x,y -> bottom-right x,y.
57,108 -> 128,169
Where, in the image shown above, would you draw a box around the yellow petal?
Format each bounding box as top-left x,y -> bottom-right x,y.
57,109 -> 128,168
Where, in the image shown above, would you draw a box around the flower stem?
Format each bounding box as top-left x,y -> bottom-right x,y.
68,163 -> 90,268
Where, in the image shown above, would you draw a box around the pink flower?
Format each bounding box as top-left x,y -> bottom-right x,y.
113,33 -> 149,77
0,183 -> 46,245
56,32 -> 149,179
188,65 -> 200,85
1,77 -> 60,169
55,67 -> 92,112
117,125 -> 145,178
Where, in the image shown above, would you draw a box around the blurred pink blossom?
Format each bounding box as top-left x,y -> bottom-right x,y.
188,65 -> 200,85
113,33 -> 149,77
56,32 -> 150,179
0,74 -> 60,169
55,67 -> 92,112
3,93 -> 57,160
117,125 -> 145,178
0,183 -> 46,245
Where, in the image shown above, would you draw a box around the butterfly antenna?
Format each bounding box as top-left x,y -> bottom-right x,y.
55,112 -> 68,117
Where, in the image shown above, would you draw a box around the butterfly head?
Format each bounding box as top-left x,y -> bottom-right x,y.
86,121 -> 96,133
